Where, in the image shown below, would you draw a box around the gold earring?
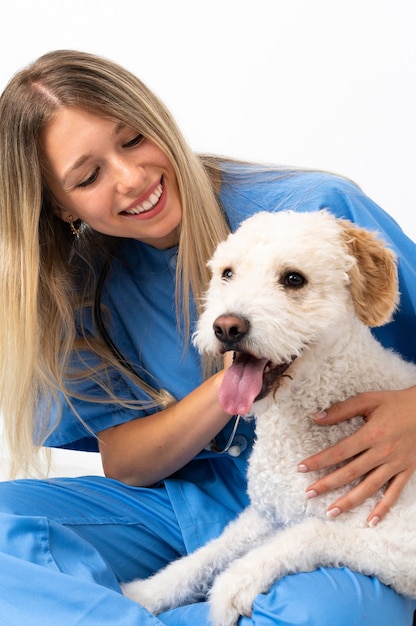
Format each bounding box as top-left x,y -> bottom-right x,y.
68,215 -> 83,237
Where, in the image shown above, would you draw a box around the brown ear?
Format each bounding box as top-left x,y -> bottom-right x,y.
338,219 -> 399,327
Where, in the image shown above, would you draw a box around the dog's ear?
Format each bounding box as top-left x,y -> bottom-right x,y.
338,219 -> 399,327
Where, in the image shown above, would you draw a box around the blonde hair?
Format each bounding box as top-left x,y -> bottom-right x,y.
0,50 -> 230,475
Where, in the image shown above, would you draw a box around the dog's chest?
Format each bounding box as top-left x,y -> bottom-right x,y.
247,418 -> 312,523
246,402 -> 360,525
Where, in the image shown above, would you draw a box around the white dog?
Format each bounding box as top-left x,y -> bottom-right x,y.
123,210 -> 416,626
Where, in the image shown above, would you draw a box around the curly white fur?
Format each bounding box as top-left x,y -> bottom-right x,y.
123,210 -> 416,626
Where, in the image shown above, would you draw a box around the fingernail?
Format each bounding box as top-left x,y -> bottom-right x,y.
306,489 -> 318,499
298,463 -> 308,473
326,507 -> 342,519
368,516 -> 380,528
313,411 -> 328,421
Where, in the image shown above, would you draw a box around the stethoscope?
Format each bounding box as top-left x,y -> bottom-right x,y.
207,413 -> 245,456
93,263 -> 246,456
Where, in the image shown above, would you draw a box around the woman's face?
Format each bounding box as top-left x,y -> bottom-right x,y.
41,106 -> 182,249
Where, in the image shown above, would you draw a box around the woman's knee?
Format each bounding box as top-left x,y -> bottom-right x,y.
244,568 -> 416,626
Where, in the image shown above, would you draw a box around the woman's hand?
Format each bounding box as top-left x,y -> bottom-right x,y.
298,386 -> 416,526
223,351 -> 234,370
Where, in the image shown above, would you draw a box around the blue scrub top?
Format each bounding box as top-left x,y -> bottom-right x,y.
45,168 -> 416,459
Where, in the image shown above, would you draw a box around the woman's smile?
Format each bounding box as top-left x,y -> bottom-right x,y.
121,179 -> 164,216
42,107 -> 182,248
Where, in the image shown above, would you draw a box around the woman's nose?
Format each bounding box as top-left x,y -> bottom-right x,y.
113,155 -> 144,194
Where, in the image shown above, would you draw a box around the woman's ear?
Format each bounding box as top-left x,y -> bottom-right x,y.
52,203 -> 64,218
52,202 -> 70,220
48,196 -> 83,236
338,219 -> 399,328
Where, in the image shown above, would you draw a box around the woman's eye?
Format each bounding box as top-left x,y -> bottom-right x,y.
123,133 -> 144,148
77,168 -> 99,189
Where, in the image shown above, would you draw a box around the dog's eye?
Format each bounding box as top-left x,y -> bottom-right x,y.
282,271 -> 306,288
221,268 -> 234,281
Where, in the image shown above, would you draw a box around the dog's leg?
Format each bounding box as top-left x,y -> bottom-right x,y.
122,506 -> 273,615
209,516 -> 416,626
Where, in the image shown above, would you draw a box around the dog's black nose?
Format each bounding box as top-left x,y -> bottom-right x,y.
213,314 -> 249,344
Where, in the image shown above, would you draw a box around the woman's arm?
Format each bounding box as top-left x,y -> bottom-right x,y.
98,368 -> 232,487
298,385 -> 416,525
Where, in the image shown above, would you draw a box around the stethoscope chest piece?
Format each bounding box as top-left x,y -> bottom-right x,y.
206,415 -> 248,456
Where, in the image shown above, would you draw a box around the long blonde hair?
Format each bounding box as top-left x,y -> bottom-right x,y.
0,50 -> 230,475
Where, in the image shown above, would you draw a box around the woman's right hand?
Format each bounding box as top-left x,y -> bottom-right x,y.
223,350 -> 234,370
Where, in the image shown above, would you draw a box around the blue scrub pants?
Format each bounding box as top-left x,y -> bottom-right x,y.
0,474 -> 414,626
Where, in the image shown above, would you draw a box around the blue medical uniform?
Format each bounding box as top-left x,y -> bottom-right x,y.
0,169 -> 415,625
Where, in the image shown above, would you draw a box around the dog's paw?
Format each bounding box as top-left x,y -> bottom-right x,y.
122,562 -> 209,614
122,576 -> 173,615
208,563 -> 265,626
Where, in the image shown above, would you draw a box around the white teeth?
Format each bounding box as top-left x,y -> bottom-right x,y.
124,183 -> 163,215
141,200 -> 153,211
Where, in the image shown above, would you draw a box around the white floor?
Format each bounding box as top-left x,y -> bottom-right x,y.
0,426 -> 104,481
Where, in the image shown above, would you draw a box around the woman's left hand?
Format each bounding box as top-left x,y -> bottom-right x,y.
298,385 -> 416,526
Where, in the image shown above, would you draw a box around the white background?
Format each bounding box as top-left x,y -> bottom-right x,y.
0,0 -> 415,478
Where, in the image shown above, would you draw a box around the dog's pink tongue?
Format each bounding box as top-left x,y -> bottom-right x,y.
219,353 -> 269,415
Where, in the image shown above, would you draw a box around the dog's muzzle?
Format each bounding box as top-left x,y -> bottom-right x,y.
213,313 -> 295,415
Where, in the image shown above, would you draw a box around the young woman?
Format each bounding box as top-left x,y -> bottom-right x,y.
0,49 -> 415,625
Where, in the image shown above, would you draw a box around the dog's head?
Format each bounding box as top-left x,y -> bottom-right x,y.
193,210 -> 398,415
